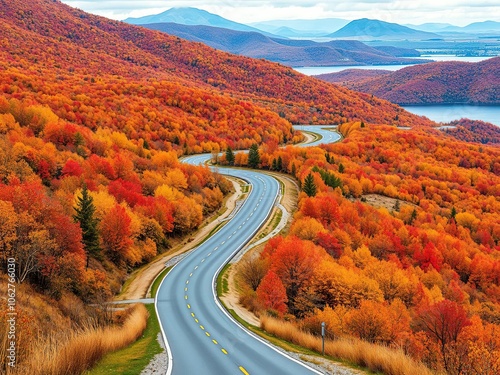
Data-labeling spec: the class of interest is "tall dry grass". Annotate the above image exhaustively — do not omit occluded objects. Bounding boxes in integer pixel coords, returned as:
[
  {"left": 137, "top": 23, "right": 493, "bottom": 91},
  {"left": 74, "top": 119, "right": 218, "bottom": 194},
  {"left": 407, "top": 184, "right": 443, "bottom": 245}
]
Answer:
[
  {"left": 13, "top": 304, "right": 148, "bottom": 375},
  {"left": 261, "top": 315, "right": 434, "bottom": 375}
]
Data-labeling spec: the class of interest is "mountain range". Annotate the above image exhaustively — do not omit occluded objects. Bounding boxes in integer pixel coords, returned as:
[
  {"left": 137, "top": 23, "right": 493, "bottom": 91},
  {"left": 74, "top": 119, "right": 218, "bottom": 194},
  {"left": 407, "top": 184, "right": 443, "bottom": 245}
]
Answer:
[
  {"left": 328, "top": 19, "right": 440, "bottom": 40},
  {"left": 143, "top": 22, "right": 427, "bottom": 67},
  {"left": 125, "top": 7, "right": 278, "bottom": 37},
  {"left": 316, "top": 57, "right": 500, "bottom": 105},
  {"left": 407, "top": 21, "right": 500, "bottom": 34}
]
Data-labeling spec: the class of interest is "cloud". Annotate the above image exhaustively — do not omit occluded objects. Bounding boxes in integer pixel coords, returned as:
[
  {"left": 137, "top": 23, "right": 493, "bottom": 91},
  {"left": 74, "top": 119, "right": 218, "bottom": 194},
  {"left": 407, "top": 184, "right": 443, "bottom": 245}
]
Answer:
[{"left": 60, "top": 1, "right": 499, "bottom": 25}]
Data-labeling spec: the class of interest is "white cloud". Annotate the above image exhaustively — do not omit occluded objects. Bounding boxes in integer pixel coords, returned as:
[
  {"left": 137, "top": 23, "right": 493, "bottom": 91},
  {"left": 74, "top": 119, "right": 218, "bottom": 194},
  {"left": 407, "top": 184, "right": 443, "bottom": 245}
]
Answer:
[{"left": 60, "top": 1, "right": 499, "bottom": 26}]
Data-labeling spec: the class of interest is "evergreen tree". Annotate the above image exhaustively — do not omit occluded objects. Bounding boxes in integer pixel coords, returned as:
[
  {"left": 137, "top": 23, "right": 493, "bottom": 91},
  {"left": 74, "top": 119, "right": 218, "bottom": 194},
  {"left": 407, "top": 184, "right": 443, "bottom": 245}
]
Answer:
[
  {"left": 303, "top": 173, "right": 317, "bottom": 197},
  {"left": 409, "top": 208, "right": 418, "bottom": 225},
  {"left": 248, "top": 144, "right": 260, "bottom": 169},
  {"left": 277, "top": 156, "right": 283, "bottom": 172},
  {"left": 73, "top": 185, "right": 101, "bottom": 268},
  {"left": 393, "top": 199, "right": 401, "bottom": 212},
  {"left": 450, "top": 206, "right": 457, "bottom": 220},
  {"left": 291, "top": 163, "right": 296, "bottom": 177},
  {"left": 338, "top": 163, "right": 345, "bottom": 173},
  {"left": 271, "top": 158, "right": 277, "bottom": 171},
  {"left": 225, "top": 146, "right": 235, "bottom": 166}
]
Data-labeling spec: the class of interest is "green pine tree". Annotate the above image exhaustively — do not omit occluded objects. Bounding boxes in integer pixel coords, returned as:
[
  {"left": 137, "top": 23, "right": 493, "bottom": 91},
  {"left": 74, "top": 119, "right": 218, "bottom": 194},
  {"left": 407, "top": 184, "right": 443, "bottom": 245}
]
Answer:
[
  {"left": 73, "top": 185, "right": 101, "bottom": 268},
  {"left": 271, "top": 158, "right": 277, "bottom": 171},
  {"left": 303, "top": 172, "right": 317, "bottom": 197},
  {"left": 225, "top": 146, "right": 235, "bottom": 166},
  {"left": 248, "top": 144, "right": 260, "bottom": 169},
  {"left": 277, "top": 156, "right": 283, "bottom": 172}
]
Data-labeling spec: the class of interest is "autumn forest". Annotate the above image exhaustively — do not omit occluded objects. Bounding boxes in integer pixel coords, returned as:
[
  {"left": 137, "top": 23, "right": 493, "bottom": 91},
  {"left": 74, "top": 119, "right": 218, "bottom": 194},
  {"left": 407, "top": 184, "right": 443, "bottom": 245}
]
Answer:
[{"left": 0, "top": 0, "right": 499, "bottom": 374}]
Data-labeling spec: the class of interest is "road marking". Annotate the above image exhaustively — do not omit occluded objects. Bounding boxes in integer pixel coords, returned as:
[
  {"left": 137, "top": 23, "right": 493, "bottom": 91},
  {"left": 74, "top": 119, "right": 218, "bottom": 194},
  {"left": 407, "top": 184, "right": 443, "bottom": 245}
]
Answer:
[
  {"left": 191, "top": 313, "right": 195, "bottom": 317},
  {"left": 238, "top": 225, "right": 242, "bottom": 229},
  {"left": 186, "top": 280, "right": 189, "bottom": 284},
  {"left": 214, "top": 247, "right": 219, "bottom": 251},
  {"left": 194, "top": 266, "right": 199, "bottom": 270},
  {"left": 239, "top": 366, "right": 250, "bottom": 375},
  {"left": 187, "top": 304, "right": 191, "bottom": 309},
  {"left": 228, "top": 235, "right": 232, "bottom": 239},
  {"left": 184, "top": 295, "right": 188, "bottom": 300},
  {"left": 195, "top": 319, "right": 199, "bottom": 323},
  {"left": 221, "top": 348, "right": 228, "bottom": 355},
  {"left": 189, "top": 273, "right": 193, "bottom": 277},
  {"left": 212, "top": 339, "right": 218, "bottom": 345},
  {"left": 201, "top": 258, "right": 205, "bottom": 263},
  {"left": 221, "top": 241, "right": 225, "bottom": 245},
  {"left": 185, "top": 287, "right": 188, "bottom": 292},
  {"left": 200, "top": 325, "right": 205, "bottom": 330},
  {"left": 205, "top": 332, "right": 211, "bottom": 337},
  {"left": 208, "top": 252, "right": 212, "bottom": 256}
]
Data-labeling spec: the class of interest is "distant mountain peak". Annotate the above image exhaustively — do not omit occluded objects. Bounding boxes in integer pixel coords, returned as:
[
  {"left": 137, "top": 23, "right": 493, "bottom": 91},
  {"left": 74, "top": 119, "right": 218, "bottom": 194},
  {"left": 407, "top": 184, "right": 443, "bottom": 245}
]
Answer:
[
  {"left": 329, "top": 18, "right": 440, "bottom": 40},
  {"left": 124, "top": 7, "right": 277, "bottom": 37}
]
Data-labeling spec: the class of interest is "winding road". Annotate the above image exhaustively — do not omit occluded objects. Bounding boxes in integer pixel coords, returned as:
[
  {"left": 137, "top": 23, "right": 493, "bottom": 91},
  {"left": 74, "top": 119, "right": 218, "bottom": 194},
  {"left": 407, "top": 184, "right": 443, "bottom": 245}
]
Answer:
[{"left": 155, "top": 126, "right": 340, "bottom": 375}]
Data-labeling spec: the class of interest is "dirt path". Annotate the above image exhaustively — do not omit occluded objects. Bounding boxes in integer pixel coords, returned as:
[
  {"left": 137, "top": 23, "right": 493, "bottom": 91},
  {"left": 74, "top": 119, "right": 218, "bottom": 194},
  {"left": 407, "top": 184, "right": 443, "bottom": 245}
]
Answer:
[{"left": 116, "top": 177, "right": 243, "bottom": 301}]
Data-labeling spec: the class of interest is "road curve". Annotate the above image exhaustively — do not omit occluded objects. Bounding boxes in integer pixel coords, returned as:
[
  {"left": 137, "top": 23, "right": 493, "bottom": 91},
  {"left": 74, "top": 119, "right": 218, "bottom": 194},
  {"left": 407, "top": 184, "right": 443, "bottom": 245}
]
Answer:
[{"left": 156, "top": 126, "right": 339, "bottom": 375}]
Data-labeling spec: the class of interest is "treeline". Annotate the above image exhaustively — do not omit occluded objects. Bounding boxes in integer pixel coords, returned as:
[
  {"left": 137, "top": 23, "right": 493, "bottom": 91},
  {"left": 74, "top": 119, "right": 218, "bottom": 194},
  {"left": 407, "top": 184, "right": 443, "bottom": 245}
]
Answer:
[{"left": 234, "top": 123, "right": 500, "bottom": 374}]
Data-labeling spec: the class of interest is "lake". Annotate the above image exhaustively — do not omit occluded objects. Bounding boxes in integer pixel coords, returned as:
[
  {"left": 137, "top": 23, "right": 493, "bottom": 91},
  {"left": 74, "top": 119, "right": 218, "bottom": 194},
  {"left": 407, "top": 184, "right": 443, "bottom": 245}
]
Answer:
[
  {"left": 294, "top": 56, "right": 499, "bottom": 126},
  {"left": 402, "top": 105, "right": 500, "bottom": 126},
  {"left": 294, "top": 55, "right": 496, "bottom": 76}
]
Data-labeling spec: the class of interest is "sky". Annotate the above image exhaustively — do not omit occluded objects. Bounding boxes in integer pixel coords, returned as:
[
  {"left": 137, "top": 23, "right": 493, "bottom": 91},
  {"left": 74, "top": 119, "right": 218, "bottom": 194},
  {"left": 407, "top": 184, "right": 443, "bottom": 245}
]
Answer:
[{"left": 60, "top": 1, "right": 499, "bottom": 26}]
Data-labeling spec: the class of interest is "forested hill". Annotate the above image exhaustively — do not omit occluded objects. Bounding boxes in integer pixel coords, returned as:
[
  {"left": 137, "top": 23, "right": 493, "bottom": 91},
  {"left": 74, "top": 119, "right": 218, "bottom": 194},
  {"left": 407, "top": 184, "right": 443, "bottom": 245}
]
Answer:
[
  {"left": 0, "top": 0, "right": 434, "bottom": 128},
  {"left": 317, "top": 58, "right": 500, "bottom": 105}
]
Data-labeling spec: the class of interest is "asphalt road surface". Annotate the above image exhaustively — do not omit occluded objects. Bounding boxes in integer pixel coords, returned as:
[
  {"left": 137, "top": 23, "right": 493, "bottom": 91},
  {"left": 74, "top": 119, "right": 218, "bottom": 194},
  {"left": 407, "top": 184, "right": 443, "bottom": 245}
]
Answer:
[{"left": 156, "top": 126, "right": 339, "bottom": 375}]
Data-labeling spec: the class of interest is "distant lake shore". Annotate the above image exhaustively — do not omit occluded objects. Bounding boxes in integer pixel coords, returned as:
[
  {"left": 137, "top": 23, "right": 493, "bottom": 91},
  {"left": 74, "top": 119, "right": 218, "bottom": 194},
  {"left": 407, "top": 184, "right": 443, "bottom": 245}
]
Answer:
[
  {"left": 402, "top": 104, "right": 500, "bottom": 126},
  {"left": 295, "top": 55, "right": 496, "bottom": 76}
]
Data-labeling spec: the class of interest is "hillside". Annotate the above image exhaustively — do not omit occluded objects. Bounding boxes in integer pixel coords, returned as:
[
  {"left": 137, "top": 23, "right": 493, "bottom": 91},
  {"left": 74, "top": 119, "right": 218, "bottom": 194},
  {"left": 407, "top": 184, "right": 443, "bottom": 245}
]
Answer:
[
  {"left": 316, "top": 69, "right": 392, "bottom": 85},
  {"left": 329, "top": 18, "right": 440, "bottom": 40},
  {"left": 316, "top": 58, "right": 500, "bottom": 104},
  {"left": 0, "top": 0, "right": 436, "bottom": 129},
  {"left": 143, "top": 22, "right": 427, "bottom": 67}
]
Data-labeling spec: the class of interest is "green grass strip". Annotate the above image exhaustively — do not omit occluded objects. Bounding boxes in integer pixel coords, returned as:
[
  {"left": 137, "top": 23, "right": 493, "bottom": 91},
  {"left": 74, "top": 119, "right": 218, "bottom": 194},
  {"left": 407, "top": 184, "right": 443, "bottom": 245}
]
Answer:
[
  {"left": 150, "top": 266, "right": 172, "bottom": 298},
  {"left": 86, "top": 304, "right": 163, "bottom": 375}
]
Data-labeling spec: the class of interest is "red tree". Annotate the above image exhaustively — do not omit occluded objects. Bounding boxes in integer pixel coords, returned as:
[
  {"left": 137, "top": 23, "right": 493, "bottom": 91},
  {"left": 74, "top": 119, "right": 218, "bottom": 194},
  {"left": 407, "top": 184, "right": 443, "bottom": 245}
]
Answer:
[{"left": 256, "top": 271, "right": 288, "bottom": 315}]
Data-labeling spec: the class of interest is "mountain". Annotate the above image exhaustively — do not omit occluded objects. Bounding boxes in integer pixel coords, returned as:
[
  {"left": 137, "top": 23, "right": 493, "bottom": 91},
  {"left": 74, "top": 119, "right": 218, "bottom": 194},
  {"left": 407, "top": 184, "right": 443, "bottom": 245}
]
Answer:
[
  {"left": 407, "top": 21, "right": 500, "bottom": 36},
  {"left": 250, "top": 18, "right": 350, "bottom": 37},
  {"left": 443, "top": 20, "right": 500, "bottom": 34},
  {"left": 405, "top": 23, "right": 455, "bottom": 32},
  {"left": 316, "top": 57, "right": 500, "bottom": 105},
  {"left": 143, "top": 22, "right": 428, "bottom": 67},
  {"left": 124, "top": 7, "right": 276, "bottom": 36},
  {"left": 329, "top": 18, "right": 441, "bottom": 40}
]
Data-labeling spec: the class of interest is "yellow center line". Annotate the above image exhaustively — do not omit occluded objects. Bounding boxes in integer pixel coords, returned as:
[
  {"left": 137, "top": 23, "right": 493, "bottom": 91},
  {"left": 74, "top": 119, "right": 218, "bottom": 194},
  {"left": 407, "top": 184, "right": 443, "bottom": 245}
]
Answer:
[
  {"left": 190, "top": 272, "right": 193, "bottom": 277},
  {"left": 212, "top": 339, "right": 218, "bottom": 345},
  {"left": 184, "top": 295, "right": 188, "bottom": 300},
  {"left": 194, "top": 266, "right": 199, "bottom": 270},
  {"left": 191, "top": 313, "right": 195, "bottom": 317},
  {"left": 239, "top": 366, "right": 250, "bottom": 375},
  {"left": 195, "top": 319, "right": 199, "bottom": 323},
  {"left": 221, "top": 348, "right": 228, "bottom": 355},
  {"left": 185, "top": 287, "right": 188, "bottom": 292},
  {"left": 186, "top": 280, "right": 189, "bottom": 284},
  {"left": 200, "top": 325, "right": 205, "bottom": 330},
  {"left": 187, "top": 304, "right": 191, "bottom": 309},
  {"left": 205, "top": 332, "right": 211, "bottom": 337}
]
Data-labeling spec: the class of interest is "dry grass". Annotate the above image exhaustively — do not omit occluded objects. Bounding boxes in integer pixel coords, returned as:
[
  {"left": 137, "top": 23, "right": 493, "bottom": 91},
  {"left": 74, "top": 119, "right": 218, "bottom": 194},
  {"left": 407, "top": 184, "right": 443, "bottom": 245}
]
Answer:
[
  {"left": 261, "top": 315, "right": 434, "bottom": 375},
  {"left": 12, "top": 304, "right": 148, "bottom": 375}
]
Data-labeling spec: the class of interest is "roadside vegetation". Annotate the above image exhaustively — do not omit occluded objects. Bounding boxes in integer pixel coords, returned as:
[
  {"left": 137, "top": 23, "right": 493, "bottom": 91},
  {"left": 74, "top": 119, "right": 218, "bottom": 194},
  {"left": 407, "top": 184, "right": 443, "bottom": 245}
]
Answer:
[{"left": 9, "top": 304, "right": 148, "bottom": 375}]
